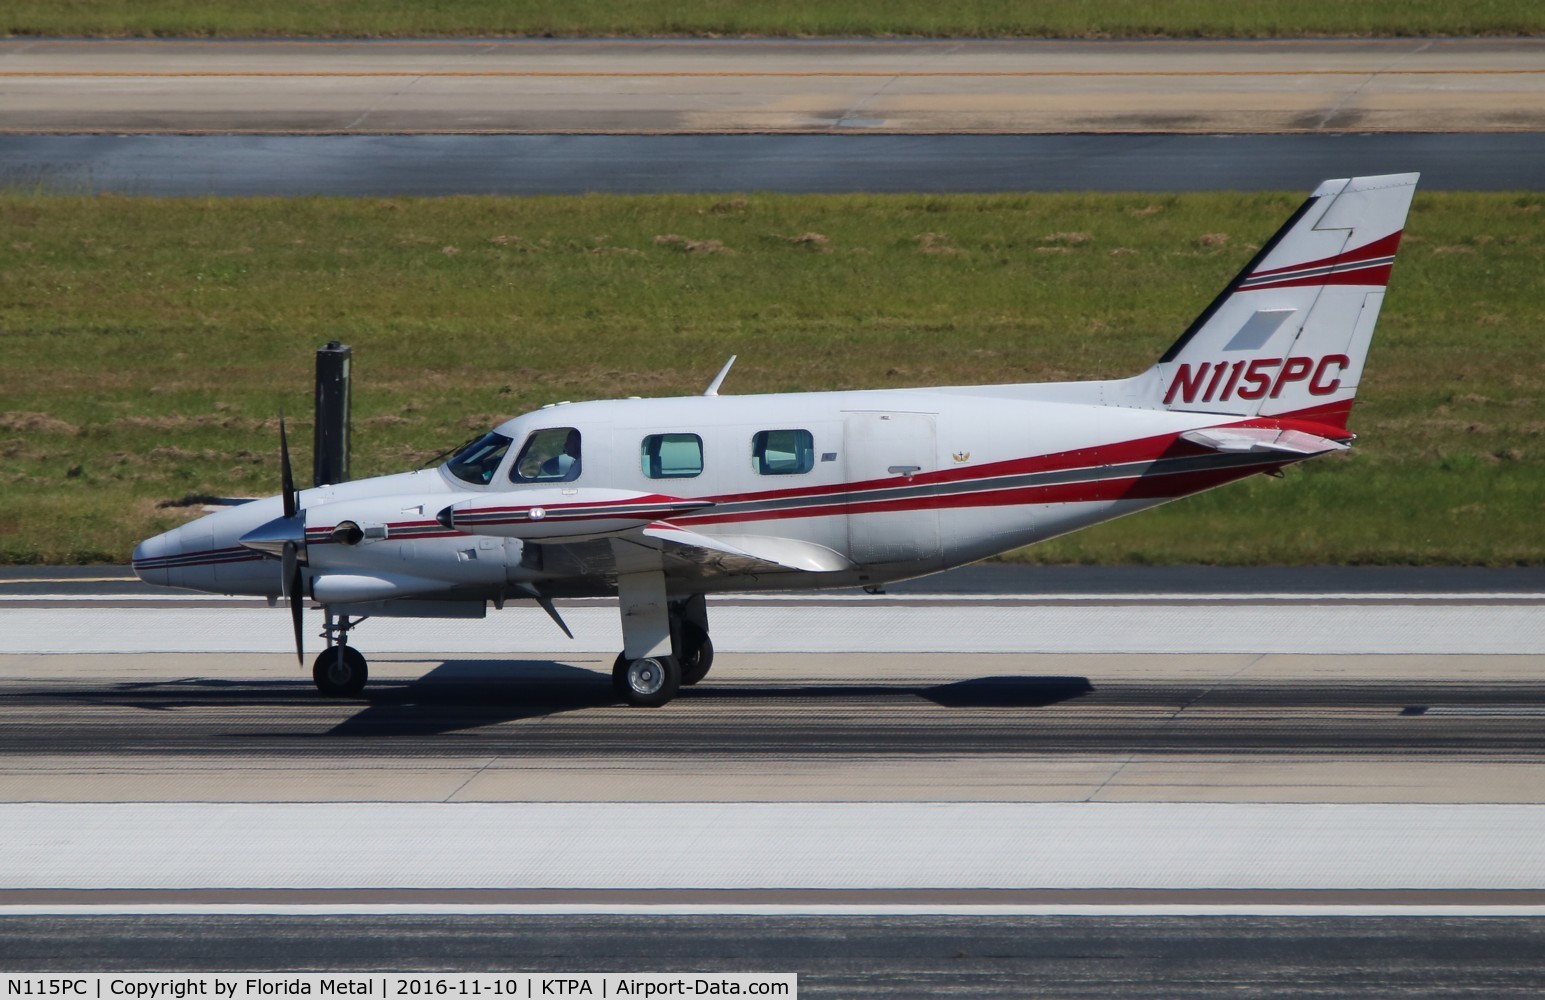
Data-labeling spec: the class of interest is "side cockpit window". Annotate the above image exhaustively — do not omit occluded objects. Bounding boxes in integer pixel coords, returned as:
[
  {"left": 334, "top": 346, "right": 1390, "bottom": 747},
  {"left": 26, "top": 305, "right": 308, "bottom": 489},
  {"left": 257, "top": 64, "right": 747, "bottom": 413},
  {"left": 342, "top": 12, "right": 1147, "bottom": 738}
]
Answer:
[
  {"left": 445, "top": 431, "right": 512, "bottom": 485},
  {"left": 642, "top": 433, "right": 704, "bottom": 479},
  {"left": 512, "top": 427, "right": 581, "bottom": 483},
  {"left": 753, "top": 429, "right": 814, "bottom": 475}
]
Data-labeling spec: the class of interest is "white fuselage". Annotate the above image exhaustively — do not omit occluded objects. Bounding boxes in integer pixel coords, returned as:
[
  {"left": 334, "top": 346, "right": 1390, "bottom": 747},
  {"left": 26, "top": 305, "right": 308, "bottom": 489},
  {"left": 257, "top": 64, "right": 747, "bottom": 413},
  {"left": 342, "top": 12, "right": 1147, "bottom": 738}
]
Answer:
[{"left": 132, "top": 380, "right": 1303, "bottom": 601}]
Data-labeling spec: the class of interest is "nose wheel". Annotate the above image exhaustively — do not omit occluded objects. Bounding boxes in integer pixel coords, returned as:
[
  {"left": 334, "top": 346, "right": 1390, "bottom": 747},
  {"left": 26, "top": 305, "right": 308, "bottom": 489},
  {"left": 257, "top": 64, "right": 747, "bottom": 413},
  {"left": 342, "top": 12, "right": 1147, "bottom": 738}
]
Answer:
[{"left": 313, "top": 646, "right": 368, "bottom": 697}]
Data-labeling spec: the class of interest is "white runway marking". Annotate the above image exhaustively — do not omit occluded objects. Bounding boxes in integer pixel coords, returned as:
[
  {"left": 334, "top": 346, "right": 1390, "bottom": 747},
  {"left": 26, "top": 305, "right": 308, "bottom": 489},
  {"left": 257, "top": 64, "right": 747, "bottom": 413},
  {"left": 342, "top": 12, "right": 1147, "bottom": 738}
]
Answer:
[
  {"left": 5, "top": 802, "right": 1544, "bottom": 891},
  {"left": 5, "top": 903, "right": 1545, "bottom": 918},
  {"left": 1420, "top": 707, "right": 1545, "bottom": 717},
  {"left": 6, "top": 592, "right": 1545, "bottom": 603},
  {"left": 5, "top": 602, "right": 1543, "bottom": 653}
]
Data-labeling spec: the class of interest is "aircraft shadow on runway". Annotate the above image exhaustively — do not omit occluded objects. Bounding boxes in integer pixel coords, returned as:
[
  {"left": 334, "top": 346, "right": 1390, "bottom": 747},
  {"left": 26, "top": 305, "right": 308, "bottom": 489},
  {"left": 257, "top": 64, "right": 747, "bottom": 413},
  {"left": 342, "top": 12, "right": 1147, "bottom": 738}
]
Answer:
[
  {"left": 317, "top": 662, "right": 1096, "bottom": 738},
  {"left": 61, "top": 664, "right": 1093, "bottom": 740}
]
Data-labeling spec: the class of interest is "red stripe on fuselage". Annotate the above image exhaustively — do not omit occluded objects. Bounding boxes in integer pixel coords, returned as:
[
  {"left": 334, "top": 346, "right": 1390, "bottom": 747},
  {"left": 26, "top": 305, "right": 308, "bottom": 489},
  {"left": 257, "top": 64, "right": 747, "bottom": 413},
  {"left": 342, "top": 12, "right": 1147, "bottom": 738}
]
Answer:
[
  {"left": 699, "top": 425, "right": 1201, "bottom": 514},
  {"left": 677, "top": 403, "right": 1343, "bottom": 527},
  {"left": 681, "top": 456, "right": 1287, "bottom": 527},
  {"left": 219, "top": 404, "right": 1346, "bottom": 546}
]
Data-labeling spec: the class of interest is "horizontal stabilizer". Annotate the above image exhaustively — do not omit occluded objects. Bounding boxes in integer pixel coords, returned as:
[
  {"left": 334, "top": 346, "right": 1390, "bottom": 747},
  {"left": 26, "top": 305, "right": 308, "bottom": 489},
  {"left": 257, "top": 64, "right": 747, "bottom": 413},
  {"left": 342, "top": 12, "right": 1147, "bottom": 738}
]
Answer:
[{"left": 1181, "top": 426, "right": 1350, "bottom": 456}]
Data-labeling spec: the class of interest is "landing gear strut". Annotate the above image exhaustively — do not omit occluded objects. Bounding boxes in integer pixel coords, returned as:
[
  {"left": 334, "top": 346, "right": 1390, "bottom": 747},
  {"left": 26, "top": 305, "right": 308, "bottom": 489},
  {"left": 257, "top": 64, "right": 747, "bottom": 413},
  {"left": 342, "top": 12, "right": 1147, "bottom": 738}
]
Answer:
[
  {"left": 611, "top": 591, "right": 712, "bottom": 706},
  {"left": 313, "top": 610, "right": 369, "bottom": 697}
]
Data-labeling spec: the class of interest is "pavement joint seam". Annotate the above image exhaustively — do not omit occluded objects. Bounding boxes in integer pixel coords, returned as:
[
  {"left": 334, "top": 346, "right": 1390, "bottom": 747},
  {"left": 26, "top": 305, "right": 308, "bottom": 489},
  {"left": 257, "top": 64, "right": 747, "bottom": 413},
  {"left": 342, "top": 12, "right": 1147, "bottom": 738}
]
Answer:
[{"left": 7, "top": 69, "right": 1545, "bottom": 78}]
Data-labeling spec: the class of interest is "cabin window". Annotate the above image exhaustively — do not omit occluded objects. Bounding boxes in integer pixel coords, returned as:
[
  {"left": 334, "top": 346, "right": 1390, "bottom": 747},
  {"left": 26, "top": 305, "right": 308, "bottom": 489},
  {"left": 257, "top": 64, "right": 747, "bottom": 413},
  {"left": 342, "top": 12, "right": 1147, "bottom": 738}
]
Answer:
[
  {"left": 642, "top": 433, "right": 704, "bottom": 479},
  {"left": 511, "top": 427, "right": 581, "bottom": 483},
  {"left": 753, "top": 429, "right": 814, "bottom": 476},
  {"left": 445, "top": 431, "right": 512, "bottom": 485}
]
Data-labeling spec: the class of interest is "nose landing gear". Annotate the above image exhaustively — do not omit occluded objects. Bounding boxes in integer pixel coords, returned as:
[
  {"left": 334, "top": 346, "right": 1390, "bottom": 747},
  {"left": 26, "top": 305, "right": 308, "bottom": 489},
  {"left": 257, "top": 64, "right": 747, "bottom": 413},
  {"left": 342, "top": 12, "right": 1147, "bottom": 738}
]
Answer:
[
  {"left": 312, "top": 610, "right": 369, "bottom": 697},
  {"left": 313, "top": 645, "right": 368, "bottom": 697}
]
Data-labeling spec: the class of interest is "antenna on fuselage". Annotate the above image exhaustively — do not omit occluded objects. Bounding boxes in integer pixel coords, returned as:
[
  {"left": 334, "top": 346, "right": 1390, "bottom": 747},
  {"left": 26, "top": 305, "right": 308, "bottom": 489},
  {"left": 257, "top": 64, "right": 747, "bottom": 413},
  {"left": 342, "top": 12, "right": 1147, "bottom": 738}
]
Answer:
[{"left": 703, "top": 355, "right": 737, "bottom": 397}]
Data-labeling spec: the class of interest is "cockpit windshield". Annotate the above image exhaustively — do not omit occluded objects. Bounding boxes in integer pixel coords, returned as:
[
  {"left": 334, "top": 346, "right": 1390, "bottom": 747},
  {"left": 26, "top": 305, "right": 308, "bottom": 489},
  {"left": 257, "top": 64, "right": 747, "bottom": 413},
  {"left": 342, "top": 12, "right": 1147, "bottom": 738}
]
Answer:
[{"left": 444, "top": 431, "right": 513, "bottom": 485}]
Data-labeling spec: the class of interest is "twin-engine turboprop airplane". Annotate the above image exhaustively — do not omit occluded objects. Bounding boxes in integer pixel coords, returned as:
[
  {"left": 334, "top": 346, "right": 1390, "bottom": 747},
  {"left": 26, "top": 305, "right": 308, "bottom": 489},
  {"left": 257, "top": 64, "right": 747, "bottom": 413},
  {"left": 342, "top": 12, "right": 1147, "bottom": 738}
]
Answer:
[{"left": 133, "top": 173, "right": 1418, "bottom": 706}]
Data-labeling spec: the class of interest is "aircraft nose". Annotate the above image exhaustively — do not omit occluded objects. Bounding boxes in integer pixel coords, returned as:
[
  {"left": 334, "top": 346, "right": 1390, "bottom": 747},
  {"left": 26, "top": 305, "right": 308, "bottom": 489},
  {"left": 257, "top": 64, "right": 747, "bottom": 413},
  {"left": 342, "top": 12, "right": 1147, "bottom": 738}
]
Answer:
[
  {"left": 132, "top": 505, "right": 279, "bottom": 596},
  {"left": 131, "top": 529, "right": 176, "bottom": 587}
]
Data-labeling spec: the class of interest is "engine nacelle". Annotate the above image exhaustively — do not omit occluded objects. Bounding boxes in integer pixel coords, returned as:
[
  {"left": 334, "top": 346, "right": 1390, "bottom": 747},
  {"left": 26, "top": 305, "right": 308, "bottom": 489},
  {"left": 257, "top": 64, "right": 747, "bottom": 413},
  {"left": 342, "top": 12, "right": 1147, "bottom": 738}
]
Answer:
[
  {"left": 312, "top": 572, "right": 450, "bottom": 604},
  {"left": 300, "top": 490, "right": 510, "bottom": 594}
]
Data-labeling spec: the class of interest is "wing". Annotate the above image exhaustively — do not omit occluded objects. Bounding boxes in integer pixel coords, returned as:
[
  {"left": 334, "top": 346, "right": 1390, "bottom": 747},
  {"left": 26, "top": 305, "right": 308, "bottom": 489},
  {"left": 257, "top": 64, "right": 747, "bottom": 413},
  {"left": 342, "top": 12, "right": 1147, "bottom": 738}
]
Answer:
[
  {"left": 643, "top": 523, "right": 854, "bottom": 574},
  {"left": 522, "top": 522, "right": 853, "bottom": 594}
]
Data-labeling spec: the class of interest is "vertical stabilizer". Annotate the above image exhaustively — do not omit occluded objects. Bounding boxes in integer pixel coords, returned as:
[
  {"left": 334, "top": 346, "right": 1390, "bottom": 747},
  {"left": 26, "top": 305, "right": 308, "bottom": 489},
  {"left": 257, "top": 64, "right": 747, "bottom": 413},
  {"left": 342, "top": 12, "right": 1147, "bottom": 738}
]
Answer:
[{"left": 1150, "top": 172, "right": 1418, "bottom": 427}]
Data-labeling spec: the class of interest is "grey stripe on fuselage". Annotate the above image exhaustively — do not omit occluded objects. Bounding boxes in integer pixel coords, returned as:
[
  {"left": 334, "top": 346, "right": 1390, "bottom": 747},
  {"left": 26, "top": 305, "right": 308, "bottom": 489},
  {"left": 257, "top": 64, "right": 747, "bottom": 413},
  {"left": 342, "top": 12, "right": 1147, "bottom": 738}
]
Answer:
[{"left": 702, "top": 449, "right": 1277, "bottom": 519}]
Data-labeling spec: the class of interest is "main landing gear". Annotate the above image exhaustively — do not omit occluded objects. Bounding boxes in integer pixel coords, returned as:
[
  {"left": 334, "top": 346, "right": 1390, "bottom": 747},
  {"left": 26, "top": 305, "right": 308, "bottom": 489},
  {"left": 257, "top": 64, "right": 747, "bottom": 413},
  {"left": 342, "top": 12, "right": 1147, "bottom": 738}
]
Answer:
[
  {"left": 611, "top": 591, "right": 713, "bottom": 708},
  {"left": 612, "top": 652, "right": 679, "bottom": 707},
  {"left": 301, "top": 579, "right": 712, "bottom": 706},
  {"left": 678, "top": 620, "right": 714, "bottom": 686},
  {"left": 312, "top": 610, "right": 369, "bottom": 697}
]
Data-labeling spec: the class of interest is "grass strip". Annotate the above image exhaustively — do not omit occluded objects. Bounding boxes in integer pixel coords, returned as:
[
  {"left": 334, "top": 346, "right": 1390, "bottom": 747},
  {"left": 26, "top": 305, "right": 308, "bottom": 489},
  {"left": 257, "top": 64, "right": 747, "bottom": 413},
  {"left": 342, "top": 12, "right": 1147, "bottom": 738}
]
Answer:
[
  {"left": 4, "top": 0, "right": 1543, "bottom": 39},
  {"left": 0, "top": 190, "right": 1539, "bottom": 566}
]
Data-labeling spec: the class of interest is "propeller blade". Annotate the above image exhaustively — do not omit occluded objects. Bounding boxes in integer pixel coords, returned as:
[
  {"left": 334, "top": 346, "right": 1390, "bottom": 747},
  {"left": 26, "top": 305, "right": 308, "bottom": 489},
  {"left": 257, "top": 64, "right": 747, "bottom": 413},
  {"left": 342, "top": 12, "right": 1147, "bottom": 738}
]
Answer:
[
  {"left": 282, "top": 540, "right": 304, "bottom": 665},
  {"left": 279, "top": 410, "right": 297, "bottom": 520}
]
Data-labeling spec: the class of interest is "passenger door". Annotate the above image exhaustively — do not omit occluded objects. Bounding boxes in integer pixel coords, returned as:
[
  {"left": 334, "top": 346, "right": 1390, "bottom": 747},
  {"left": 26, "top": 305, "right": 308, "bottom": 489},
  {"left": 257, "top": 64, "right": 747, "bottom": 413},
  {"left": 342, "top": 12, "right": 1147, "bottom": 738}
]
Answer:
[{"left": 843, "top": 411, "right": 940, "bottom": 566}]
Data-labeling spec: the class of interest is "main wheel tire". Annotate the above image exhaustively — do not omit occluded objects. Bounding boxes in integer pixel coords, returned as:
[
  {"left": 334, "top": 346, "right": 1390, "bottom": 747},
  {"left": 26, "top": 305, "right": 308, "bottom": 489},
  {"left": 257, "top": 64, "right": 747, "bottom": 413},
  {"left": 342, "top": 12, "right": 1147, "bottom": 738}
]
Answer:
[
  {"left": 612, "top": 653, "right": 681, "bottom": 707},
  {"left": 313, "top": 646, "right": 368, "bottom": 697},
  {"left": 679, "top": 627, "right": 714, "bottom": 686}
]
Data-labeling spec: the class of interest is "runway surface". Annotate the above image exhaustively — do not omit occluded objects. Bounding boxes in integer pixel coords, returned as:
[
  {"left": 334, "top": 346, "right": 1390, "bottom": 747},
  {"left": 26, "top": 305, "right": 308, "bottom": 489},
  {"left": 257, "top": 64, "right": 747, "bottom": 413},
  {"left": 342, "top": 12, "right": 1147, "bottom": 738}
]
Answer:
[
  {"left": 6, "top": 563, "right": 1545, "bottom": 596},
  {"left": 6, "top": 650, "right": 1545, "bottom": 767},
  {"left": 11, "top": 800, "right": 1545, "bottom": 894},
  {"left": 5, "top": 132, "right": 1543, "bottom": 195},
  {"left": 3, "top": 38, "right": 1543, "bottom": 134},
  {"left": 3, "top": 577, "right": 1543, "bottom": 987},
  {"left": 3, "top": 574, "right": 1543, "bottom": 808},
  {"left": 4, "top": 647, "right": 1545, "bottom": 803}
]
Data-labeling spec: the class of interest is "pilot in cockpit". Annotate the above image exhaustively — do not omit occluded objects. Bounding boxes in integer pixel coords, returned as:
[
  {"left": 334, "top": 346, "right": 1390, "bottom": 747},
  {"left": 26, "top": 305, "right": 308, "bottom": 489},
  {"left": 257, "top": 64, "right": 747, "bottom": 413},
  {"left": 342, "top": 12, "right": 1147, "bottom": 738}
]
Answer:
[{"left": 537, "top": 428, "right": 582, "bottom": 482}]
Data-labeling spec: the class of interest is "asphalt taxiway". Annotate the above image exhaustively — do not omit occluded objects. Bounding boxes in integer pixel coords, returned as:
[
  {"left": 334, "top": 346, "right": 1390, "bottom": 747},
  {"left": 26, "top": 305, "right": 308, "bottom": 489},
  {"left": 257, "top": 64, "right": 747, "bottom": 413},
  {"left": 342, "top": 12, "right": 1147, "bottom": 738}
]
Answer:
[
  {"left": 4, "top": 37, "right": 1543, "bottom": 196},
  {"left": 5, "top": 132, "right": 1542, "bottom": 196},
  {"left": 3, "top": 37, "right": 1542, "bottom": 134},
  {"left": 3, "top": 914, "right": 1545, "bottom": 997}
]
